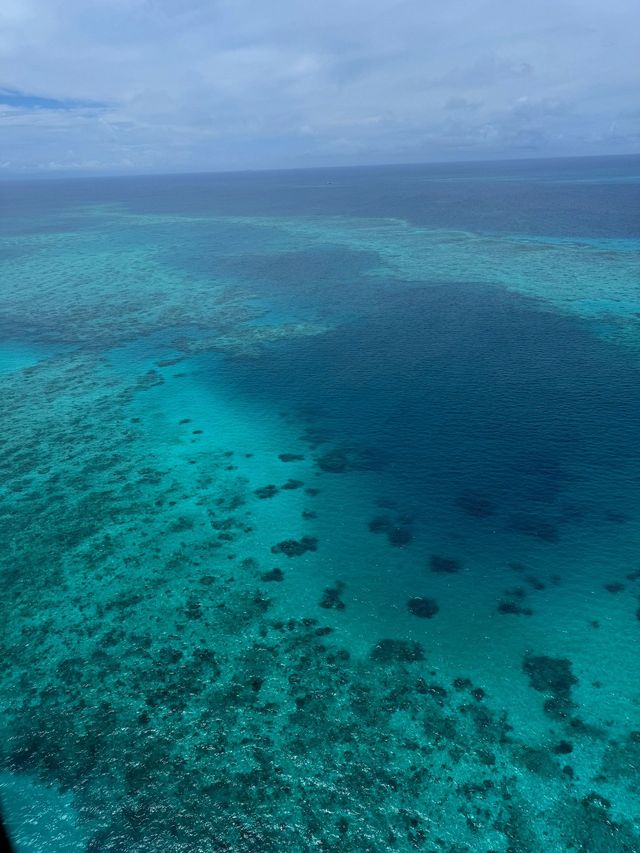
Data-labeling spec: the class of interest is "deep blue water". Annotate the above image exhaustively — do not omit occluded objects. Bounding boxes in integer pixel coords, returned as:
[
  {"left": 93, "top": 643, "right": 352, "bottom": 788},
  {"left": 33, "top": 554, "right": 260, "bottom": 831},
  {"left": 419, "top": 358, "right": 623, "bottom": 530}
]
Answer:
[
  {"left": 4, "top": 154, "right": 640, "bottom": 237},
  {"left": 219, "top": 279, "right": 640, "bottom": 541}
]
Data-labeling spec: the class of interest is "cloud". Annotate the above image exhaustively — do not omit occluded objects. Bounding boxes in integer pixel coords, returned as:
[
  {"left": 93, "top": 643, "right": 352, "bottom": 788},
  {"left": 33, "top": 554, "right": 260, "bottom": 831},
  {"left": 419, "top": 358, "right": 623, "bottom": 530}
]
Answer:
[{"left": 0, "top": 0, "right": 638, "bottom": 174}]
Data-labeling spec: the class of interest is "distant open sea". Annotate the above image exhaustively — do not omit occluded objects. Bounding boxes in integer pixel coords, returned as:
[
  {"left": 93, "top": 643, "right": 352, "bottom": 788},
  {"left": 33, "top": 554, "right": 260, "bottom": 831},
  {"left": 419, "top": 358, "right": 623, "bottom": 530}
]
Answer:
[{"left": 1, "top": 156, "right": 640, "bottom": 852}]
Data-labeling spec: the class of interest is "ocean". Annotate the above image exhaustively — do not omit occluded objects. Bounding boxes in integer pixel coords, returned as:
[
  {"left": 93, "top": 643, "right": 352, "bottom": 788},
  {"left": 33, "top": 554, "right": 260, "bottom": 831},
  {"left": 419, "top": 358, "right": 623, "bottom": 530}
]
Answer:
[{"left": 1, "top": 155, "right": 639, "bottom": 851}]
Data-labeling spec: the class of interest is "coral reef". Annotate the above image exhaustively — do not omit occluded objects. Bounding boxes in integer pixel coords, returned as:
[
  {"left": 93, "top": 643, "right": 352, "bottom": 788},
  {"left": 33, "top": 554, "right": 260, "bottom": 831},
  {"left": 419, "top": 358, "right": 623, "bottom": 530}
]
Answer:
[
  {"left": 320, "top": 581, "right": 346, "bottom": 610},
  {"left": 2, "top": 180, "right": 640, "bottom": 853},
  {"left": 370, "top": 639, "right": 425, "bottom": 663},
  {"left": 255, "top": 484, "right": 279, "bottom": 499},
  {"left": 270, "top": 536, "right": 318, "bottom": 557},
  {"left": 407, "top": 597, "right": 440, "bottom": 618},
  {"left": 522, "top": 654, "right": 578, "bottom": 719},
  {"left": 430, "top": 555, "right": 462, "bottom": 574}
]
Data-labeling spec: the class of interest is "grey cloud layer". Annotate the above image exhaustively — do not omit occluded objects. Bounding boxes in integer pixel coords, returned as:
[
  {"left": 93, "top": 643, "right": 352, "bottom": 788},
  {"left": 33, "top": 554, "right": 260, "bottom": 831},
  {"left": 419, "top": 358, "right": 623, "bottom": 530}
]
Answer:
[{"left": 1, "top": 0, "right": 638, "bottom": 173}]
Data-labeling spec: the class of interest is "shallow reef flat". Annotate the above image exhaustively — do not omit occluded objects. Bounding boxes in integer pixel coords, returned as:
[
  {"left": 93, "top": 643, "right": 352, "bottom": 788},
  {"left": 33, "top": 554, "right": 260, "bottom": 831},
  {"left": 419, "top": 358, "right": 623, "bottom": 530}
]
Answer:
[{"left": 1, "top": 163, "right": 640, "bottom": 851}]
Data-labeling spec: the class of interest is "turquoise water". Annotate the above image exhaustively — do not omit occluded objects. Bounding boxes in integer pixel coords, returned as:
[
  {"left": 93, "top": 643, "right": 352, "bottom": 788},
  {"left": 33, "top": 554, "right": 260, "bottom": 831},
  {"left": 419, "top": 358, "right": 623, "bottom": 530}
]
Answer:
[
  {"left": 0, "top": 342, "right": 65, "bottom": 374},
  {"left": 1, "top": 156, "right": 640, "bottom": 851}
]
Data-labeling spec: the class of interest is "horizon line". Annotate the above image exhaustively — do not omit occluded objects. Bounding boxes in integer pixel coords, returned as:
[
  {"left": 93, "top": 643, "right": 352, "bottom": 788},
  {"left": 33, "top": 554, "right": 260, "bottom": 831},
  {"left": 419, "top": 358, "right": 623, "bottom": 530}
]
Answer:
[{"left": 1, "top": 150, "right": 639, "bottom": 184}]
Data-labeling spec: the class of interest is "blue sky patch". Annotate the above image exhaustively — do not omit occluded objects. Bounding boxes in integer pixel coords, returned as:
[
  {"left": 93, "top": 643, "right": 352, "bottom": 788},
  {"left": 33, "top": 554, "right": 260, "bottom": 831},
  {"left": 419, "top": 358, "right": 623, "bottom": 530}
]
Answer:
[{"left": 0, "top": 88, "right": 105, "bottom": 111}]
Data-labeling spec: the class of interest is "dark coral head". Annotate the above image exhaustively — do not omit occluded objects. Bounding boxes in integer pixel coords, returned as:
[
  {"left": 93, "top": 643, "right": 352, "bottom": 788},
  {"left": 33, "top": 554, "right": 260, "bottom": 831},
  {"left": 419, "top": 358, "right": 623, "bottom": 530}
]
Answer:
[
  {"left": 370, "top": 639, "right": 425, "bottom": 663},
  {"left": 407, "top": 597, "right": 439, "bottom": 618},
  {"left": 388, "top": 526, "right": 413, "bottom": 547},
  {"left": 429, "top": 555, "right": 461, "bottom": 574}
]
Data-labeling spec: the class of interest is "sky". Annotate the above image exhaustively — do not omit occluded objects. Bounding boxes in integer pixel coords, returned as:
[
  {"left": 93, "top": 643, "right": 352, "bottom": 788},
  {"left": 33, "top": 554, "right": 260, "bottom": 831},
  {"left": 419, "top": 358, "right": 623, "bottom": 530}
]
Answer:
[{"left": 0, "top": 0, "right": 639, "bottom": 176}]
